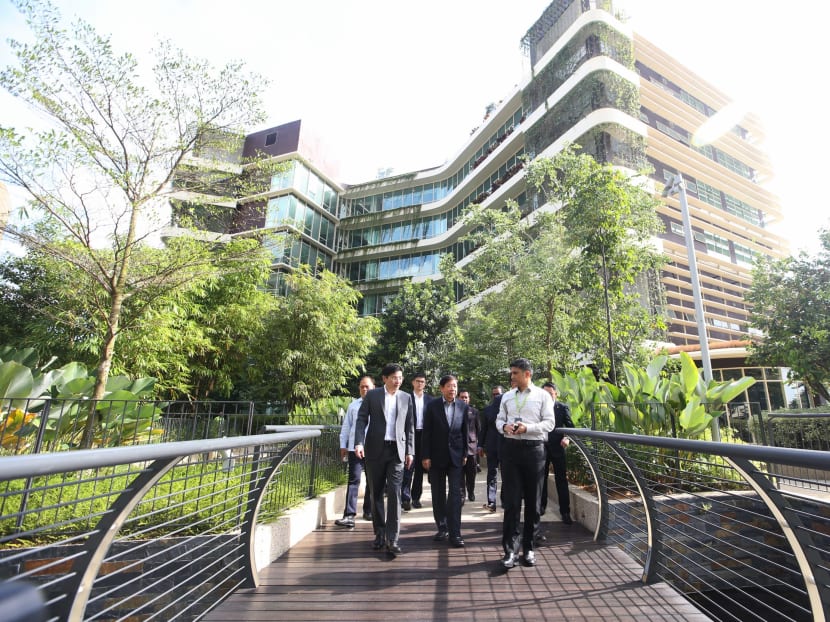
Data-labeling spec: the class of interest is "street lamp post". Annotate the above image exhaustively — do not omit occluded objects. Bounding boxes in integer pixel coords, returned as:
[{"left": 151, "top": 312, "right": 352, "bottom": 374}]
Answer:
[{"left": 663, "top": 173, "right": 719, "bottom": 440}]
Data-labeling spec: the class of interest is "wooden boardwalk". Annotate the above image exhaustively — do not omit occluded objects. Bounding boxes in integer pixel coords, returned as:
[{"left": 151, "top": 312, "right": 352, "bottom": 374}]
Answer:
[{"left": 205, "top": 482, "right": 710, "bottom": 621}]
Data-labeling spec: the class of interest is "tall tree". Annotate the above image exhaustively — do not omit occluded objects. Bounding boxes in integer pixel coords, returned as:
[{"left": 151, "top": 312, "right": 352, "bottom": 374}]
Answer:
[
  {"left": 251, "top": 267, "right": 380, "bottom": 410},
  {"left": 747, "top": 228, "right": 830, "bottom": 403},
  {"left": 367, "top": 279, "right": 460, "bottom": 386},
  {"left": 0, "top": 1, "right": 277, "bottom": 445},
  {"left": 524, "top": 145, "right": 665, "bottom": 381},
  {"left": 445, "top": 145, "right": 664, "bottom": 382}
]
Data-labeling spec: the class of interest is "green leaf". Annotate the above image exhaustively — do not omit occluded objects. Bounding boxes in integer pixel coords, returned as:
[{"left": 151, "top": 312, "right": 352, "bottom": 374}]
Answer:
[{"left": 0, "top": 361, "right": 35, "bottom": 402}]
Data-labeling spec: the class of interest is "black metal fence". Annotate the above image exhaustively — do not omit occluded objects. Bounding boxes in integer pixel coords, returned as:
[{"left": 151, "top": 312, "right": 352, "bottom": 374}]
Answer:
[
  {"left": 0, "top": 397, "right": 305, "bottom": 455},
  {"left": 0, "top": 427, "right": 344, "bottom": 621},
  {"left": 567, "top": 429, "right": 830, "bottom": 622}
]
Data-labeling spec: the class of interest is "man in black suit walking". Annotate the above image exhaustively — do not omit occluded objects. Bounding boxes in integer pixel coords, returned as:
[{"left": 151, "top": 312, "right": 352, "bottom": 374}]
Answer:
[
  {"left": 401, "top": 372, "right": 433, "bottom": 510},
  {"left": 421, "top": 374, "right": 468, "bottom": 548},
  {"left": 477, "top": 385, "right": 504, "bottom": 512},
  {"left": 541, "top": 382, "right": 575, "bottom": 524},
  {"left": 355, "top": 363, "right": 415, "bottom": 556},
  {"left": 458, "top": 388, "right": 480, "bottom": 504}
]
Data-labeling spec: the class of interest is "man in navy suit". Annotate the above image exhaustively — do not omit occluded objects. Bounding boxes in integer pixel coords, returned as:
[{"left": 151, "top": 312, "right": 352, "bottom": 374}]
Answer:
[
  {"left": 421, "top": 374, "right": 468, "bottom": 548},
  {"left": 478, "top": 385, "right": 504, "bottom": 512},
  {"left": 355, "top": 363, "right": 415, "bottom": 556},
  {"left": 541, "top": 382, "right": 575, "bottom": 524}
]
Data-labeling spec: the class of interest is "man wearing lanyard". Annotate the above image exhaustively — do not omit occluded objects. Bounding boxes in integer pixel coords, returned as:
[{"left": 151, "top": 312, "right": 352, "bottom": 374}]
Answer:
[{"left": 496, "top": 358, "right": 555, "bottom": 569}]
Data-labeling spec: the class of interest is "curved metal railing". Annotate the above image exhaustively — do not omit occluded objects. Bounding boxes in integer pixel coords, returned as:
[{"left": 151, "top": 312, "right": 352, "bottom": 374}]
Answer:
[
  {"left": 566, "top": 429, "right": 830, "bottom": 622},
  {"left": 0, "top": 427, "right": 331, "bottom": 622}
]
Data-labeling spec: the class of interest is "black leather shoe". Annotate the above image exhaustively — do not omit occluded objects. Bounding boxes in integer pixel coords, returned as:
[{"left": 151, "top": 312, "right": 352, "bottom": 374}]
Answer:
[
  {"left": 523, "top": 550, "right": 536, "bottom": 566},
  {"left": 561, "top": 512, "right": 573, "bottom": 525},
  {"left": 468, "top": 493, "right": 475, "bottom": 502},
  {"left": 402, "top": 500, "right": 412, "bottom": 511},
  {"left": 433, "top": 530, "right": 449, "bottom": 541},
  {"left": 502, "top": 552, "right": 517, "bottom": 569},
  {"left": 534, "top": 534, "right": 547, "bottom": 546},
  {"left": 362, "top": 513, "right": 373, "bottom": 521},
  {"left": 334, "top": 516, "right": 355, "bottom": 528},
  {"left": 483, "top": 503, "right": 496, "bottom": 512},
  {"left": 372, "top": 536, "right": 385, "bottom": 550},
  {"left": 411, "top": 500, "right": 422, "bottom": 509},
  {"left": 387, "top": 542, "right": 402, "bottom": 556},
  {"left": 449, "top": 537, "right": 465, "bottom": 548}
]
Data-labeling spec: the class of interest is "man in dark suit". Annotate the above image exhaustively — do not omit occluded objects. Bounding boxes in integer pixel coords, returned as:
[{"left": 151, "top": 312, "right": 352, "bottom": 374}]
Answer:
[
  {"left": 355, "top": 363, "right": 415, "bottom": 556},
  {"left": 458, "top": 388, "right": 480, "bottom": 504},
  {"left": 477, "top": 385, "right": 504, "bottom": 512},
  {"left": 421, "top": 374, "right": 468, "bottom": 548},
  {"left": 401, "top": 372, "right": 433, "bottom": 510},
  {"left": 541, "top": 382, "right": 575, "bottom": 524}
]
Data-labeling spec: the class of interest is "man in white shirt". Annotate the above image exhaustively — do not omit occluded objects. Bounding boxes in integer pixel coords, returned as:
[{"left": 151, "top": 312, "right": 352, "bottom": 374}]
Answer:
[
  {"left": 334, "top": 375, "right": 375, "bottom": 528},
  {"left": 401, "top": 372, "right": 433, "bottom": 510},
  {"left": 496, "top": 358, "right": 555, "bottom": 569}
]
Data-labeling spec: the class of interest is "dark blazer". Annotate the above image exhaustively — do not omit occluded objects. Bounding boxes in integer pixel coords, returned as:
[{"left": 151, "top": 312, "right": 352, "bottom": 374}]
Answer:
[
  {"left": 479, "top": 394, "right": 503, "bottom": 453},
  {"left": 355, "top": 387, "right": 415, "bottom": 462},
  {"left": 421, "top": 398, "right": 468, "bottom": 469},
  {"left": 547, "top": 401, "right": 574, "bottom": 457},
  {"left": 464, "top": 405, "right": 480, "bottom": 456}
]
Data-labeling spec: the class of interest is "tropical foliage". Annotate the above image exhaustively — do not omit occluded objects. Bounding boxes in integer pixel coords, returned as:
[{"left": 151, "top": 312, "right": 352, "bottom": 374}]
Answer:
[
  {"left": 0, "top": 347, "right": 162, "bottom": 452},
  {"left": 551, "top": 352, "right": 756, "bottom": 438}
]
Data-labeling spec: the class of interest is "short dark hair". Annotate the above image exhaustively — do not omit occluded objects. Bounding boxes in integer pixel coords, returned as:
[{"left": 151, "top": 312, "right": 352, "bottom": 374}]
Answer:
[
  {"left": 381, "top": 363, "right": 403, "bottom": 378},
  {"left": 458, "top": 388, "right": 470, "bottom": 395},
  {"left": 509, "top": 358, "right": 533, "bottom": 372},
  {"left": 411, "top": 372, "right": 427, "bottom": 381},
  {"left": 542, "top": 381, "right": 557, "bottom": 391},
  {"left": 438, "top": 374, "right": 457, "bottom": 387}
]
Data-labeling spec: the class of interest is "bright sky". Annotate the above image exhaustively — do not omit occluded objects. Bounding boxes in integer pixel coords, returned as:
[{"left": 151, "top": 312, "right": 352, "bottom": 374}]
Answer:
[{"left": 1, "top": 0, "right": 827, "bottom": 254}]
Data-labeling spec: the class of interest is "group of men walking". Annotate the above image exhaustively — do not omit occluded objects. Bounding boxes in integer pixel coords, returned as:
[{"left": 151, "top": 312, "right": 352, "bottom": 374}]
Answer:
[{"left": 335, "top": 358, "right": 573, "bottom": 569}]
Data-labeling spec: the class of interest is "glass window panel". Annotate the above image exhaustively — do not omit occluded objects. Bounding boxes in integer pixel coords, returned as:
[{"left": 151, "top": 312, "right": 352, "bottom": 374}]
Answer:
[
  {"left": 265, "top": 198, "right": 279, "bottom": 228},
  {"left": 366, "top": 261, "right": 378, "bottom": 281},
  {"left": 311, "top": 213, "right": 321, "bottom": 240},
  {"left": 307, "top": 172, "right": 322, "bottom": 203},
  {"left": 304, "top": 205, "right": 314, "bottom": 235},
  {"left": 423, "top": 185, "right": 435, "bottom": 204},
  {"left": 323, "top": 186, "right": 336, "bottom": 212},
  {"left": 294, "top": 163, "right": 310, "bottom": 196},
  {"left": 382, "top": 225, "right": 393, "bottom": 244}
]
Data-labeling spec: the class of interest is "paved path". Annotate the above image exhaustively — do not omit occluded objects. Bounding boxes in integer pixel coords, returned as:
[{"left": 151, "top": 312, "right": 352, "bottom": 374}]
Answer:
[{"left": 205, "top": 478, "right": 710, "bottom": 621}]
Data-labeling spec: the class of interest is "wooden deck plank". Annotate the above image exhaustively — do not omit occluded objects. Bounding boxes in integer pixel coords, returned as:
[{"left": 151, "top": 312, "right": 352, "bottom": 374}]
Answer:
[{"left": 205, "top": 480, "right": 710, "bottom": 621}]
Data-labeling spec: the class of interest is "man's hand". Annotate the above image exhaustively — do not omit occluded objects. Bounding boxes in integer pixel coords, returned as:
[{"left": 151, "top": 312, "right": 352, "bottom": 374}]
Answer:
[
  {"left": 405, "top": 454, "right": 414, "bottom": 469},
  {"left": 355, "top": 445, "right": 365, "bottom": 459},
  {"left": 340, "top": 448, "right": 348, "bottom": 460},
  {"left": 422, "top": 458, "right": 431, "bottom": 471}
]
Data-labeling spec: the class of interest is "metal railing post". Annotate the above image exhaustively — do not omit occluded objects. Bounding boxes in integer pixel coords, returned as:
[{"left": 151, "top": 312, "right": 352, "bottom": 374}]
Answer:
[
  {"left": 59, "top": 457, "right": 180, "bottom": 622},
  {"left": 16, "top": 399, "right": 52, "bottom": 532},
  {"left": 307, "top": 436, "right": 319, "bottom": 499},
  {"left": 604, "top": 439, "right": 661, "bottom": 584},
  {"left": 239, "top": 440, "right": 303, "bottom": 588}
]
